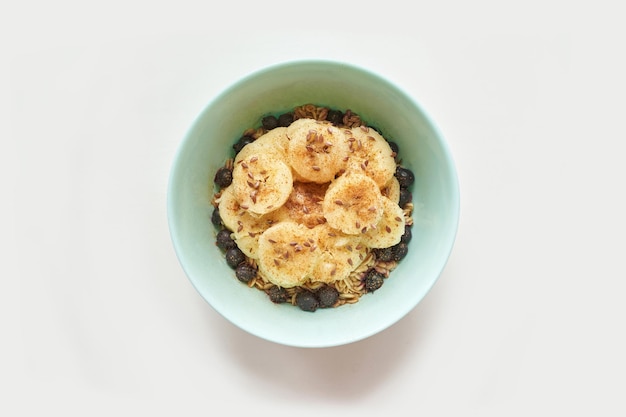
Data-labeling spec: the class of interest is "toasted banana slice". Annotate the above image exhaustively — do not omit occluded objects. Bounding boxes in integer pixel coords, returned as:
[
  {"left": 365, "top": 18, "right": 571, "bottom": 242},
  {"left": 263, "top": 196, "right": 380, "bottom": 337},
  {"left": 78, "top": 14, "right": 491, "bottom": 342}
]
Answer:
[
  {"left": 361, "top": 196, "right": 406, "bottom": 248},
  {"left": 257, "top": 222, "right": 322, "bottom": 288},
  {"left": 322, "top": 172, "right": 383, "bottom": 235},
  {"left": 345, "top": 126, "right": 396, "bottom": 187},
  {"left": 310, "top": 224, "right": 368, "bottom": 283},
  {"left": 234, "top": 127, "right": 289, "bottom": 164},
  {"left": 381, "top": 176, "right": 401, "bottom": 205},
  {"left": 217, "top": 187, "right": 282, "bottom": 258},
  {"left": 232, "top": 153, "right": 293, "bottom": 215},
  {"left": 287, "top": 118, "right": 350, "bottom": 183}
]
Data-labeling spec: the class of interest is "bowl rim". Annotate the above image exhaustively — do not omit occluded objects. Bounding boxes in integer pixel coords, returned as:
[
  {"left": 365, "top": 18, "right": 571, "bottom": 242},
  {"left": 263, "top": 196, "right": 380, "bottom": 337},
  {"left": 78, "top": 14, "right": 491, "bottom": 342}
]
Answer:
[{"left": 167, "top": 59, "right": 460, "bottom": 347}]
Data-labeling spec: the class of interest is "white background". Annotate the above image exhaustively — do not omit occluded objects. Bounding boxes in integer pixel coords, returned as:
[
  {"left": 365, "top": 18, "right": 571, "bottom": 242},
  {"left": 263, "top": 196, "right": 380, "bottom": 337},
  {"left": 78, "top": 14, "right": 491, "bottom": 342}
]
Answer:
[{"left": 3, "top": 0, "right": 626, "bottom": 415}]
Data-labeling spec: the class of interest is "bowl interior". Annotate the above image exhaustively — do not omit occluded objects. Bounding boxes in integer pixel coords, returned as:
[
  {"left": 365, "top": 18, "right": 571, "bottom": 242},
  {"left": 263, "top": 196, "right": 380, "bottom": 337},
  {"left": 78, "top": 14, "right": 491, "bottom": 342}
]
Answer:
[{"left": 168, "top": 60, "right": 459, "bottom": 348}]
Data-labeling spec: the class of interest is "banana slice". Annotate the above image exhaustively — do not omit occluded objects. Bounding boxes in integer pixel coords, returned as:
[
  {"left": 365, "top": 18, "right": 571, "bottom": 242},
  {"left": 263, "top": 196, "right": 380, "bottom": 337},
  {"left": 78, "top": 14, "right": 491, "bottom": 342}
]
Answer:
[
  {"left": 232, "top": 153, "right": 293, "bottom": 215},
  {"left": 272, "top": 181, "right": 328, "bottom": 229},
  {"left": 322, "top": 172, "right": 383, "bottom": 235},
  {"left": 345, "top": 126, "right": 396, "bottom": 187},
  {"left": 217, "top": 186, "right": 281, "bottom": 258},
  {"left": 381, "top": 176, "right": 400, "bottom": 205},
  {"left": 287, "top": 118, "right": 350, "bottom": 183},
  {"left": 310, "top": 224, "right": 368, "bottom": 283},
  {"left": 361, "top": 196, "right": 406, "bottom": 248},
  {"left": 234, "top": 127, "right": 289, "bottom": 164},
  {"left": 256, "top": 222, "right": 322, "bottom": 288}
]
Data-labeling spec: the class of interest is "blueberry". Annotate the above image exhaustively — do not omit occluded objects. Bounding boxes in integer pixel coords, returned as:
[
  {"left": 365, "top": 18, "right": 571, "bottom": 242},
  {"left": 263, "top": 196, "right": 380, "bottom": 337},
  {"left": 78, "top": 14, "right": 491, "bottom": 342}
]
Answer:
[
  {"left": 225, "top": 247, "right": 246, "bottom": 269},
  {"left": 211, "top": 208, "right": 222, "bottom": 227},
  {"left": 216, "top": 229, "right": 236, "bottom": 251},
  {"left": 395, "top": 166, "right": 415, "bottom": 189},
  {"left": 296, "top": 291, "right": 319, "bottom": 312},
  {"left": 277, "top": 112, "right": 294, "bottom": 127},
  {"left": 268, "top": 286, "right": 288, "bottom": 304},
  {"left": 233, "top": 135, "right": 254, "bottom": 155},
  {"left": 326, "top": 109, "right": 344, "bottom": 126},
  {"left": 399, "top": 188, "right": 412, "bottom": 208},
  {"left": 392, "top": 243, "right": 409, "bottom": 261},
  {"left": 235, "top": 263, "right": 257, "bottom": 283},
  {"left": 364, "top": 270, "right": 385, "bottom": 292},
  {"left": 317, "top": 286, "right": 339, "bottom": 308},
  {"left": 261, "top": 115, "right": 278, "bottom": 130},
  {"left": 374, "top": 246, "right": 395, "bottom": 262},
  {"left": 213, "top": 166, "right": 233, "bottom": 188},
  {"left": 400, "top": 225, "right": 412, "bottom": 244},
  {"left": 387, "top": 141, "right": 399, "bottom": 155}
]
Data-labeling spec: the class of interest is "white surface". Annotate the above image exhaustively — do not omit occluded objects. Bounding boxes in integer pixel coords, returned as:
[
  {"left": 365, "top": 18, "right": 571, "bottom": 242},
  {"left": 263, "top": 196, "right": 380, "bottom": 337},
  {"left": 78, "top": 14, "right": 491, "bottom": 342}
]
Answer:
[{"left": 3, "top": 1, "right": 625, "bottom": 415}]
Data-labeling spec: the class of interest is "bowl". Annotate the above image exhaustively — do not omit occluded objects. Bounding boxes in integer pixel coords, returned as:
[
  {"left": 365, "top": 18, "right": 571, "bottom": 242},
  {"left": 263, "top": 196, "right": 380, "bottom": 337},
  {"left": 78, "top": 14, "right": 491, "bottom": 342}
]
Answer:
[{"left": 167, "top": 60, "right": 459, "bottom": 348}]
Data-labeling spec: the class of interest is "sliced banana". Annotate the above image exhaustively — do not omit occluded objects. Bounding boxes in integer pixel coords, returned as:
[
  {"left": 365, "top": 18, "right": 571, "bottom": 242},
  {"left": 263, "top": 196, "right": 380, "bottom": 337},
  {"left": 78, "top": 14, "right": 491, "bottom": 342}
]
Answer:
[
  {"left": 234, "top": 127, "right": 289, "bottom": 164},
  {"left": 322, "top": 172, "right": 383, "bottom": 235},
  {"left": 232, "top": 153, "right": 293, "bottom": 215},
  {"left": 361, "top": 196, "right": 406, "bottom": 248},
  {"left": 272, "top": 181, "right": 328, "bottom": 229},
  {"left": 217, "top": 186, "right": 282, "bottom": 258},
  {"left": 380, "top": 176, "right": 400, "bottom": 205},
  {"left": 345, "top": 126, "right": 396, "bottom": 187},
  {"left": 256, "top": 222, "right": 322, "bottom": 288},
  {"left": 310, "top": 224, "right": 368, "bottom": 283},
  {"left": 287, "top": 118, "right": 350, "bottom": 183}
]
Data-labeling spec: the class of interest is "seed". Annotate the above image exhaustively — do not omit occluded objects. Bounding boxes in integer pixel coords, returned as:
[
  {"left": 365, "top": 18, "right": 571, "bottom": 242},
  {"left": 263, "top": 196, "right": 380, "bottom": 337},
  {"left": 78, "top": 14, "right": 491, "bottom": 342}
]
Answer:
[
  {"left": 289, "top": 241, "right": 297, "bottom": 246},
  {"left": 249, "top": 156, "right": 258, "bottom": 163},
  {"left": 312, "top": 166, "right": 321, "bottom": 171},
  {"left": 325, "top": 141, "right": 333, "bottom": 147},
  {"left": 283, "top": 251, "right": 290, "bottom": 259},
  {"left": 241, "top": 162, "right": 248, "bottom": 169},
  {"left": 385, "top": 225, "right": 392, "bottom": 233},
  {"left": 367, "top": 135, "right": 375, "bottom": 141},
  {"left": 274, "top": 259, "right": 280, "bottom": 266},
  {"left": 368, "top": 206, "right": 377, "bottom": 212},
  {"left": 247, "top": 172, "right": 254, "bottom": 179},
  {"left": 295, "top": 245, "right": 303, "bottom": 252},
  {"left": 310, "top": 245, "right": 316, "bottom": 252},
  {"left": 266, "top": 205, "right": 273, "bottom": 210},
  {"left": 360, "top": 162, "right": 367, "bottom": 170},
  {"left": 328, "top": 232, "right": 337, "bottom": 237},
  {"left": 269, "top": 239, "right": 277, "bottom": 244},
  {"left": 347, "top": 258, "right": 353, "bottom": 266},
  {"left": 364, "top": 160, "right": 369, "bottom": 166},
  {"left": 306, "top": 145, "right": 314, "bottom": 152},
  {"left": 260, "top": 170, "right": 267, "bottom": 175},
  {"left": 361, "top": 227, "right": 367, "bottom": 233},
  {"left": 360, "top": 125, "right": 369, "bottom": 132},
  {"left": 248, "top": 232, "right": 256, "bottom": 237},
  {"left": 334, "top": 200, "right": 344, "bottom": 205},
  {"left": 395, "top": 216, "right": 402, "bottom": 222},
  {"left": 240, "top": 204, "right": 249, "bottom": 210},
  {"left": 303, "top": 242, "right": 310, "bottom": 247},
  {"left": 355, "top": 221, "right": 360, "bottom": 229},
  {"left": 346, "top": 245, "right": 352, "bottom": 251},
  {"left": 303, "top": 206, "right": 310, "bottom": 214},
  {"left": 237, "top": 224, "right": 243, "bottom": 232},
  {"left": 343, "top": 156, "right": 349, "bottom": 162}
]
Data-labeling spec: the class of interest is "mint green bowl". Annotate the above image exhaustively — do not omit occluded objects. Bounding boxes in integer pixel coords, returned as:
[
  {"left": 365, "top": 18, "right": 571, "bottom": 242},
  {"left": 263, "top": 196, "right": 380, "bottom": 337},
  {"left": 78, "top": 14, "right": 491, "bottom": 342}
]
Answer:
[{"left": 167, "top": 60, "right": 459, "bottom": 348}]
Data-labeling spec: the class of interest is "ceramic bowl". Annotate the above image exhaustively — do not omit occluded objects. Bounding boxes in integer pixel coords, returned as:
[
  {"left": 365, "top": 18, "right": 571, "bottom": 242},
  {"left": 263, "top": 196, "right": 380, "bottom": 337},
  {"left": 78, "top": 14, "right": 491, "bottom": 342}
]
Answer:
[{"left": 167, "top": 60, "right": 459, "bottom": 348}]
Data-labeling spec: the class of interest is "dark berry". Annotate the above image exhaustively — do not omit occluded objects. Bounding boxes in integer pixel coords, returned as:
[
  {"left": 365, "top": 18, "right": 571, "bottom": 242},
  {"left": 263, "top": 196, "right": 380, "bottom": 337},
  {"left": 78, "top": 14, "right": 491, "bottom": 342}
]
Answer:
[
  {"left": 277, "top": 112, "right": 294, "bottom": 127},
  {"left": 211, "top": 207, "right": 222, "bottom": 227},
  {"left": 364, "top": 270, "right": 385, "bottom": 292},
  {"left": 296, "top": 291, "right": 319, "bottom": 312},
  {"left": 399, "top": 188, "right": 412, "bottom": 208},
  {"left": 233, "top": 135, "right": 254, "bottom": 155},
  {"left": 235, "top": 263, "right": 257, "bottom": 283},
  {"left": 387, "top": 141, "right": 399, "bottom": 155},
  {"left": 400, "top": 225, "right": 412, "bottom": 244},
  {"left": 225, "top": 247, "right": 246, "bottom": 269},
  {"left": 395, "top": 166, "right": 415, "bottom": 189},
  {"left": 268, "top": 286, "right": 288, "bottom": 304},
  {"left": 261, "top": 115, "right": 278, "bottom": 130},
  {"left": 374, "top": 246, "right": 395, "bottom": 262},
  {"left": 326, "top": 109, "right": 344, "bottom": 126},
  {"left": 317, "top": 286, "right": 339, "bottom": 308},
  {"left": 216, "top": 229, "right": 236, "bottom": 251},
  {"left": 213, "top": 166, "right": 233, "bottom": 188},
  {"left": 392, "top": 243, "right": 409, "bottom": 261}
]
